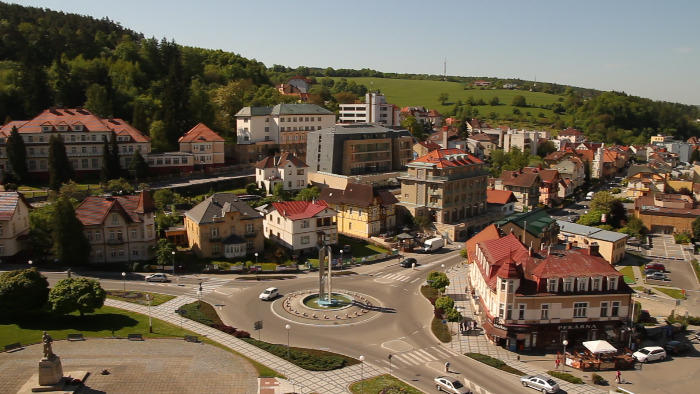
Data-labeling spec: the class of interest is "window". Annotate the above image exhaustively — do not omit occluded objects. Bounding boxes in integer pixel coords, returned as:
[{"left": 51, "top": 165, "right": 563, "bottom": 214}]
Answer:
[
  {"left": 131, "top": 229, "right": 137, "bottom": 239},
  {"left": 94, "top": 231, "right": 101, "bottom": 241},
  {"left": 518, "top": 304, "right": 526, "bottom": 320},
  {"left": 213, "top": 244, "right": 219, "bottom": 253},
  {"left": 246, "top": 223, "right": 254, "bottom": 233},
  {"left": 506, "top": 304, "right": 513, "bottom": 320},
  {"left": 246, "top": 241, "right": 253, "bottom": 250},
  {"left": 112, "top": 214, "right": 119, "bottom": 224},
  {"left": 574, "top": 302, "right": 588, "bottom": 318},
  {"left": 547, "top": 278, "right": 558, "bottom": 292},
  {"left": 564, "top": 278, "right": 573, "bottom": 292},
  {"left": 577, "top": 277, "right": 588, "bottom": 292},
  {"left": 500, "top": 279, "right": 507, "bottom": 292},
  {"left": 608, "top": 276, "right": 618, "bottom": 290},
  {"left": 508, "top": 280, "right": 514, "bottom": 293},
  {"left": 301, "top": 236, "right": 310, "bottom": 244},
  {"left": 92, "top": 159, "right": 98, "bottom": 168},
  {"left": 611, "top": 301, "right": 620, "bottom": 317},
  {"left": 301, "top": 220, "right": 309, "bottom": 228},
  {"left": 132, "top": 249, "right": 139, "bottom": 256},
  {"left": 498, "top": 303, "right": 505, "bottom": 319},
  {"left": 211, "top": 227, "right": 218, "bottom": 237},
  {"left": 592, "top": 277, "right": 601, "bottom": 291},
  {"left": 600, "top": 302, "right": 609, "bottom": 317},
  {"left": 541, "top": 304, "right": 549, "bottom": 320}
]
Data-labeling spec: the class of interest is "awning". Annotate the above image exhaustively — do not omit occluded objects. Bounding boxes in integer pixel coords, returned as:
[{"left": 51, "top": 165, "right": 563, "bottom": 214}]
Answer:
[
  {"left": 482, "top": 321, "right": 508, "bottom": 338},
  {"left": 583, "top": 340, "right": 617, "bottom": 354}
]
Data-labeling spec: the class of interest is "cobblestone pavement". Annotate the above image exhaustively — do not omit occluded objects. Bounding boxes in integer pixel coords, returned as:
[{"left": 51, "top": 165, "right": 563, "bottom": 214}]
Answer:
[
  {"left": 0, "top": 338, "right": 258, "bottom": 394},
  {"left": 445, "top": 265, "right": 608, "bottom": 394}
]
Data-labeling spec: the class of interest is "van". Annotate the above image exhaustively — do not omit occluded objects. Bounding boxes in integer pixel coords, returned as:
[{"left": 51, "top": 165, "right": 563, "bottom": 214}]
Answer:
[
  {"left": 422, "top": 237, "right": 445, "bottom": 252},
  {"left": 585, "top": 191, "right": 595, "bottom": 200}
]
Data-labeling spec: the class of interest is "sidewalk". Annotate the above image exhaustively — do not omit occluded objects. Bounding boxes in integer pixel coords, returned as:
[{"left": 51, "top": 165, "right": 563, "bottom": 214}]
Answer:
[
  {"left": 105, "top": 296, "right": 383, "bottom": 394},
  {"left": 445, "top": 265, "right": 608, "bottom": 394}
]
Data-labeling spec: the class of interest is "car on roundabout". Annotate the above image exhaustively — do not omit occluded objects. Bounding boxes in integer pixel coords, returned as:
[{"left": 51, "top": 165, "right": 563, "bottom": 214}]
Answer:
[
  {"left": 434, "top": 376, "right": 471, "bottom": 393},
  {"left": 144, "top": 273, "right": 169, "bottom": 282},
  {"left": 520, "top": 375, "right": 560, "bottom": 393},
  {"left": 399, "top": 257, "right": 418, "bottom": 268},
  {"left": 259, "top": 287, "right": 279, "bottom": 301}
]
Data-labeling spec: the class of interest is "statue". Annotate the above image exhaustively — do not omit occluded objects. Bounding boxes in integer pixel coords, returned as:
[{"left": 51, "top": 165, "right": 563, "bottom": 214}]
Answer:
[{"left": 42, "top": 331, "right": 54, "bottom": 359}]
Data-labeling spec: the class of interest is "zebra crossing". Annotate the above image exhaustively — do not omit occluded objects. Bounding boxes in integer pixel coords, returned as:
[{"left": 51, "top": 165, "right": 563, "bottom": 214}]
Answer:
[
  {"left": 183, "top": 278, "right": 230, "bottom": 297},
  {"left": 373, "top": 271, "right": 422, "bottom": 283},
  {"left": 380, "top": 346, "right": 456, "bottom": 367}
]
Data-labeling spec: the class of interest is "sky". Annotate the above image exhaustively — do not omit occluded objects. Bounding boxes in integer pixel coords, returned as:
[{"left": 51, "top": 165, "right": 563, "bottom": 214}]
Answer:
[{"left": 8, "top": 0, "right": 700, "bottom": 105}]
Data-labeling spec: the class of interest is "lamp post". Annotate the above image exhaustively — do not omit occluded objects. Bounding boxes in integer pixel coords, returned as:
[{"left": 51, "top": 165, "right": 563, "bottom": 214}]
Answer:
[
  {"left": 340, "top": 249, "right": 344, "bottom": 269},
  {"left": 359, "top": 355, "right": 365, "bottom": 393},
  {"left": 171, "top": 251, "right": 175, "bottom": 275},
  {"left": 28, "top": 260, "right": 33, "bottom": 268},
  {"left": 255, "top": 252, "right": 259, "bottom": 281},
  {"left": 121, "top": 272, "right": 126, "bottom": 293},
  {"left": 146, "top": 294, "right": 153, "bottom": 333},
  {"left": 285, "top": 324, "right": 291, "bottom": 359},
  {"left": 562, "top": 339, "right": 569, "bottom": 372}
]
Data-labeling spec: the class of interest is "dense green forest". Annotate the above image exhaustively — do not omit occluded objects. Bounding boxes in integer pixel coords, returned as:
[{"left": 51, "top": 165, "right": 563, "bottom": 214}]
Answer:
[{"left": 1, "top": 1, "right": 698, "bottom": 150}]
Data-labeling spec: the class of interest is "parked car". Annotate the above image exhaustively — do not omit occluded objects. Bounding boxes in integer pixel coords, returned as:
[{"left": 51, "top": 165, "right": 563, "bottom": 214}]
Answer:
[
  {"left": 633, "top": 346, "right": 667, "bottom": 362},
  {"left": 342, "top": 244, "right": 352, "bottom": 254},
  {"left": 520, "top": 375, "right": 560, "bottom": 393},
  {"left": 400, "top": 257, "right": 418, "bottom": 268},
  {"left": 643, "top": 269, "right": 658, "bottom": 276},
  {"left": 646, "top": 272, "right": 667, "bottom": 281},
  {"left": 434, "top": 376, "right": 470, "bottom": 393},
  {"left": 259, "top": 287, "right": 279, "bottom": 301},
  {"left": 645, "top": 262, "right": 666, "bottom": 272},
  {"left": 663, "top": 340, "right": 692, "bottom": 355},
  {"left": 145, "top": 273, "right": 169, "bottom": 282}
]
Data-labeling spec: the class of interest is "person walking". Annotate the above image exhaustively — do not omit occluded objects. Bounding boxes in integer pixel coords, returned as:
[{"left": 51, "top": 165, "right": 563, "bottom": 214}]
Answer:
[
  {"left": 555, "top": 358, "right": 560, "bottom": 370},
  {"left": 615, "top": 370, "right": 621, "bottom": 384},
  {"left": 445, "top": 362, "right": 450, "bottom": 373}
]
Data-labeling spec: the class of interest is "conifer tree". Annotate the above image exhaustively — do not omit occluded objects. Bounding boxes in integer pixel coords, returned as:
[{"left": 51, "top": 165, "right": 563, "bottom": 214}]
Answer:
[
  {"left": 100, "top": 138, "right": 110, "bottom": 183},
  {"left": 109, "top": 131, "right": 122, "bottom": 178},
  {"left": 129, "top": 150, "right": 149, "bottom": 181},
  {"left": 6, "top": 126, "right": 28, "bottom": 182},
  {"left": 51, "top": 196, "right": 90, "bottom": 265},
  {"left": 48, "top": 135, "right": 74, "bottom": 191}
]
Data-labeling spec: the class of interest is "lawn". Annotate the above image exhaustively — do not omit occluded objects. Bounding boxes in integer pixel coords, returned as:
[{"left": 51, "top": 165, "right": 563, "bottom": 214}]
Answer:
[
  {"left": 349, "top": 374, "right": 423, "bottom": 394},
  {"left": 106, "top": 290, "right": 175, "bottom": 306},
  {"left": 652, "top": 286, "right": 685, "bottom": 299},
  {"left": 339, "top": 235, "right": 389, "bottom": 257},
  {"left": 617, "top": 266, "right": 636, "bottom": 284}
]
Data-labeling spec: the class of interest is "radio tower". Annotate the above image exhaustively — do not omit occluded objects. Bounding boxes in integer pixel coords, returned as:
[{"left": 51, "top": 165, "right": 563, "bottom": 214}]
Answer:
[{"left": 443, "top": 58, "right": 447, "bottom": 81}]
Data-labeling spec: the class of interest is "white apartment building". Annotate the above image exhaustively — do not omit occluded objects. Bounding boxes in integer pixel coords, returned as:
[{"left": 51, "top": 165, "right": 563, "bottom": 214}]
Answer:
[
  {"left": 235, "top": 104, "right": 335, "bottom": 145},
  {"left": 338, "top": 93, "right": 399, "bottom": 126}
]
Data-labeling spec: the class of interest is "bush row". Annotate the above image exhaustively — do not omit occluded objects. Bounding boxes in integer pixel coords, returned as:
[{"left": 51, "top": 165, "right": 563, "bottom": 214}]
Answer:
[
  {"left": 242, "top": 338, "right": 348, "bottom": 371},
  {"left": 547, "top": 371, "right": 583, "bottom": 384}
]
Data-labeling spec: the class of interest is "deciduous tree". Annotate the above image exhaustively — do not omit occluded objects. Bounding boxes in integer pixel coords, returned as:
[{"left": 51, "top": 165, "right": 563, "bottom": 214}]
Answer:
[
  {"left": 129, "top": 150, "right": 149, "bottom": 180},
  {"left": 49, "top": 278, "right": 106, "bottom": 317},
  {"left": 427, "top": 271, "right": 450, "bottom": 293},
  {"left": 0, "top": 268, "right": 49, "bottom": 312}
]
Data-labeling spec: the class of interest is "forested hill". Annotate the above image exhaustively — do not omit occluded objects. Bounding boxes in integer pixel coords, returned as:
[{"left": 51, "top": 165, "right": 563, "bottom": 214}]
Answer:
[{"left": 1, "top": 1, "right": 699, "bottom": 149}]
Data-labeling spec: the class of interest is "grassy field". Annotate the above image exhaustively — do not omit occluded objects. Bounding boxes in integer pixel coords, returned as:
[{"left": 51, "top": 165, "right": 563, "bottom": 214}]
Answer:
[
  {"left": 331, "top": 77, "right": 572, "bottom": 129},
  {"left": 617, "top": 266, "right": 637, "bottom": 284},
  {"left": 652, "top": 286, "right": 685, "bottom": 299},
  {"left": 106, "top": 290, "right": 176, "bottom": 306},
  {"left": 349, "top": 374, "right": 423, "bottom": 394}
]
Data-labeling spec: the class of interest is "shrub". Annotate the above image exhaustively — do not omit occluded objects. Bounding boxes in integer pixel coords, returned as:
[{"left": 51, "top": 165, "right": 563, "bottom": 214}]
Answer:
[
  {"left": 547, "top": 371, "right": 583, "bottom": 384},
  {"left": 211, "top": 323, "right": 237, "bottom": 334},
  {"left": 233, "top": 330, "right": 251, "bottom": 338},
  {"left": 673, "top": 232, "right": 692, "bottom": 244},
  {"left": 242, "top": 338, "right": 350, "bottom": 371},
  {"left": 431, "top": 318, "right": 451, "bottom": 343},
  {"left": 591, "top": 373, "right": 605, "bottom": 385},
  {"left": 379, "top": 388, "right": 408, "bottom": 394},
  {"left": 464, "top": 353, "right": 525, "bottom": 375}
]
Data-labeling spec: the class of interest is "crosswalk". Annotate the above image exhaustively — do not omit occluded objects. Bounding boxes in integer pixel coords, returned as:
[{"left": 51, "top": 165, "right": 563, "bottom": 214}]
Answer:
[
  {"left": 373, "top": 272, "right": 423, "bottom": 283},
  {"left": 183, "top": 278, "right": 230, "bottom": 297},
  {"left": 380, "top": 346, "right": 456, "bottom": 367}
]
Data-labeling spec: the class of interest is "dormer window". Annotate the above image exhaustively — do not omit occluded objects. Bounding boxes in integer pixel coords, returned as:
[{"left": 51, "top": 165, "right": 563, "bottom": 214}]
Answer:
[
  {"left": 74, "top": 125, "right": 83, "bottom": 131},
  {"left": 547, "top": 278, "right": 558, "bottom": 292},
  {"left": 58, "top": 126, "right": 67, "bottom": 131},
  {"left": 564, "top": 278, "right": 573, "bottom": 292},
  {"left": 42, "top": 126, "right": 51, "bottom": 132},
  {"left": 608, "top": 276, "right": 618, "bottom": 291},
  {"left": 577, "top": 277, "right": 588, "bottom": 292},
  {"left": 592, "top": 277, "right": 602, "bottom": 291}
]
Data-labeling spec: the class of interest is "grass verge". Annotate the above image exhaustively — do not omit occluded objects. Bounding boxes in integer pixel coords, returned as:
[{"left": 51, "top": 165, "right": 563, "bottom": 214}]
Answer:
[
  {"left": 431, "top": 318, "right": 451, "bottom": 343},
  {"left": 106, "top": 290, "right": 175, "bottom": 306},
  {"left": 617, "top": 266, "right": 636, "bottom": 284},
  {"left": 692, "top": 259, "right": 700, "bottom": 283},
  {"left": 339, "top": 234, "right": 389, "bottom": 257},
  {"left": 464, "top": 353, "right": 525, "bottom": 375},
  {"left": 547, "top": 370, "right": 583, "bottom": 384},
  {"left": 349, "top": 374, "right": 423, "bottom": 394},
  {"left": 652, "top": 286, "right": 685, "bottom": 299},
  {"left": 242, "top": 338, "right": 359, "bottom": 371}
]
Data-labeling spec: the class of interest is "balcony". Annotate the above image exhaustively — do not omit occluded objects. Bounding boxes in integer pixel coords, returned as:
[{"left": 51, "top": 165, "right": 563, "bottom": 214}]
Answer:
[{"left": 107, "top": 238, "right": 125, "bottom": 245}]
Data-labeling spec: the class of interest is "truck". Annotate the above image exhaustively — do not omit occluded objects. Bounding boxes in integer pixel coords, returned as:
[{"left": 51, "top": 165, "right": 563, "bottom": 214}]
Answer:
[{"left": 422, "top": 237, "right": 445, "bottom": 253}]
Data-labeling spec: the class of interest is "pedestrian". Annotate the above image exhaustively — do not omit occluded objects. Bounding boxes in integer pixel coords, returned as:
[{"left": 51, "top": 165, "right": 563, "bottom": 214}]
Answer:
[
  {"left": 615, "top": 370, "right": 621, "bottom": 384},
  {"left": 555, "top": 358, "right": 560, "bottom": 370},
  {"left": 445, "top": 362, "right": 450, "bottom": 373}
]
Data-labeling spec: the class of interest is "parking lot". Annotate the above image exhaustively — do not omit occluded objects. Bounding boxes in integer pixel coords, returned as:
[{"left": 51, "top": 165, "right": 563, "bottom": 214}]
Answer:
[{"left": 647, "top": 234, "right": 690, "bottom": 261}]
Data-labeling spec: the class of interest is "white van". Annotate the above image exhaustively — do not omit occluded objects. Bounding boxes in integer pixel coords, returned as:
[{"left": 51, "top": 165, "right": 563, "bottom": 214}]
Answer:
[
  {"left": 585, "top": 191, "right": 595, "bottom": 200},
  {"left": 422, "top": 237, "right": 445, "bottom": 252}
]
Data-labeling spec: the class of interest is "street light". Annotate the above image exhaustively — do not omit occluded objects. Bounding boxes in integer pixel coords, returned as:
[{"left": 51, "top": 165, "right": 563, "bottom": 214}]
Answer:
[
  {"left": 146, "top": 294, "right": 153, "bottom": 333},
  {"left": 255, "top": 252, "right": 259, "bottom": 281},
  {"left": 359, "top": 355, "right": 365, "bottom": 393},
  {"left": 562, "top": 339, "right": 569, "bottom": 372},
  {"left": 171, "top": 251, "right": 176, "bottom": 275},
  {"left": 28, "top": 260, "right": 33, "bottom": 268},
  {"left": 285, "top": 324, "right": 291, "bottom": 359},
  {"left": 121, "top": 272, "right": 126, "bottom": 293},
  {"left": 340, "top": 249, "right": 344, "bottom": 269}
]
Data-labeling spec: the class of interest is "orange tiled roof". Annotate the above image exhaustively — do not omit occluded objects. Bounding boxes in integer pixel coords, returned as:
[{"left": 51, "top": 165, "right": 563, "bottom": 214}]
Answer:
[
  {"left": 465, "top": 224, "right": 502, "bottom": 262},
  {"left": 410, "top": 149, "right": 483, "bottom": 168},
  {"left": 0, "top": 192, "right": 27, "bottom": 221},
  {"left": 271, "top": 200, "right": 330, "bottom": 220},
  {"left": 76, "top": 194, "right": 150, "bottom": 226},
  {"left": 487, "top": 189, "right": 516, "bottom": 205},
  {"left": 178, "top": 123, "right": 224, "bottom": 143}
]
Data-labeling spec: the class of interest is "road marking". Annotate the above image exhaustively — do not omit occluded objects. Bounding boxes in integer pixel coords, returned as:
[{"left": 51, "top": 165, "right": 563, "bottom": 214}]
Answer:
[
  {"left": 410, "top": 277, "right": 422, "bottom": 283},
  {"left": 184, "top": 278, "right": 230, "bottom": 296}
]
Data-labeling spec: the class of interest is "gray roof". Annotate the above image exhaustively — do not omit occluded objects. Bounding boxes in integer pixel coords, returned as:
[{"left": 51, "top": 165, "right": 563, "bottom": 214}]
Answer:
[
  {"left": 185, "top": 193, "right": 262, "bottom": 224},
  {"left": 556, "top": 220, "right": 628, "bottom": 242},
  {"left": 235, "top": 104, "right": 333, "bottom": 117},
  {"left": 309, "top": 123, "right": 412, "bottom": 137},
  {"left": 235, "top": 106, "right": 273, "bottom": 117}
]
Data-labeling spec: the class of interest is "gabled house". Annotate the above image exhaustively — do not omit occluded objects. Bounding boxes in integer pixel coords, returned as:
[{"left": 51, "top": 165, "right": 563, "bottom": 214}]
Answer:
[
  {"left": 255, "top": 153, "right": 308, "bottom": 194},
  {"left": 76, "top": 191, "right": 156, "bottom": 263},
  {"left": 486, "top": 188, "right": 517, "bottom": 218},
  {"left": 625, "top": 165, "right": 667, "bottom": 198},
  {"left": 319, "top": 183, "right": 398, "bottom": 238},
  {"left": 0, "top": 192, "right": 31, "bottom": 260},
  {"left": 523, "top": 167, "right": 562, "bottom": 207},
  {"left": 413, "top": 140, "right": 442, "bottom": 158},
  {"left": 263, "top": 200, "right": 338, "bottom": 254},
  {"left": 184, "top": 193, "right": 264, "bottom": 258},
  {"left": 493, "top": 169, "right": 541, "bottom": 212},
  {"left": 178, "top": 123, "right": 225, "bottom": 168},
  {"left": 556, "top": 220, "right": 628, "bottom": 264},
  {"left": 557, "top": 128, "right": 586, "bottom": 144}
]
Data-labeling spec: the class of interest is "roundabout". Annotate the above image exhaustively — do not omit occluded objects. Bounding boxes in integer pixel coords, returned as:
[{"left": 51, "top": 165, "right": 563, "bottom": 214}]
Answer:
[{"left": 274, "top": 288, "right": 385, "bottom": 326}]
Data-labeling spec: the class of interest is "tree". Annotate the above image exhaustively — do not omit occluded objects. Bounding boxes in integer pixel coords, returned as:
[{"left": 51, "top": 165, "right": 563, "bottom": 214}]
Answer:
[
  {"left": 693, "top": 216, "right": 700, "bottom": 241},
  {"left": 100, "top": 138, "right": 111, "bottom": 183},
  {"left": 401, "top": 116, "right": 425, "bottom": 140},
  {"left": 48, "top": 135, "right": 74, "bottom": 191},
  {"left": 48, "top": 278, "right": 106, "bottom": 317},
  {"left": 690, "top": 148, "right": 700, "bottom": 164},
  {"left": 445, "top": 308, "right": 462, "bottom": 323},
  {"left": 438, "top": 93, "right": 449, "bottom": 105},
  {"left": 512, "top": 95, "right": 527, "bottom": 107},
  {"left": 109, "top": 131, "right": 122, "bottom": 178},
  {"left": 6, "top": 126, "right": 28, "bottom": 182},
  {"left": 52, "top": 196, "right": 91, "bottom": 265},
  {"left": 273, "top": 183, "right": 291, "bottom": 201},
  {"left": 536, "top": 140, "right": 557, "bottom": 158},
  {"left": 435, "top": 296, "right": 455, "bottom": 311},
  {"left": 149, "top": 120, "right": 169, "bottom": 152},
  {"left": 427, "top": 271, "right": 450, "bottom": 293},
  {"left": 129, "top": 150, "right": 149, "bottom": 180},
  {"left": 414, "top": 215, "right": 433, "bottom": 232},
  {"left": 153, "top": 189, "right": 177, "bottom": 211},
  {"left": 0, "top": 268, "right": 49, "bottom": 312},
  {"left": 489, "top": 96, "right": 500, "bottom": 106},
  {"left": 294, "top": 186, "right": 320, "bottom": 201},
  {"left": 84, "top": 83, "right": 112, "bottom": 118},
  {"left": 155, "top": 211, "right": 182, "bottom": 235},
  {"left": 104, "top": 178, "right": 135, "bottom": 195},
  {"left": 155, "top": 238, "right": 176, "bottom": 267}
]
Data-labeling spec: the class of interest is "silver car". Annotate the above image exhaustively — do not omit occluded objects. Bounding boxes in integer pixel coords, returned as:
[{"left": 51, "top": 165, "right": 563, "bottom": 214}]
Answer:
[
  {"left": 434, "top": 376, "right": 471, "bottom": 393},
  {"left": 520, "top": 375, "right": 560, "bottom": 393}
]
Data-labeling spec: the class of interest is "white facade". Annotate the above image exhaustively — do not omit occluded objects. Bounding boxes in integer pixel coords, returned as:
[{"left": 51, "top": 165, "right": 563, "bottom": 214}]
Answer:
[
  {"left": 235, "top": 104, "right": 336, "bottom": 145},
  {"left": 256, "top": 155, "right": 309, "bottom": 194},
  {"left": 263, "top": 203, "right": 338, "bottom": 253},
  {"left": 339, "top": 93, "right": 399, "bottom": 126}
]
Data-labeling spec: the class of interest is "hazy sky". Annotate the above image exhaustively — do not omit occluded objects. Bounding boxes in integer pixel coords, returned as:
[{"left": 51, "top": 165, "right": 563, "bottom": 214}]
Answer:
[{"left": 9, "top": 0, "right": 700, "bottom": 105}]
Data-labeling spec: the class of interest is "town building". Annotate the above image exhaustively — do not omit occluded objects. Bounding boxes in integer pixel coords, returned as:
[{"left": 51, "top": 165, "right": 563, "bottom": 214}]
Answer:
[
  {"left": 633, "top": 193, "right": 700, "bottom": 234},
  {"left": 493, "top": 169, "right": 542, "bottom": 212},
  {"left": 306, "top": 124, "right": 413, "bottom": 176},
  {"left": 556, "top": 221, "right": 628, "bottom": 264},
  {"left": 486, "top": 189, "right": 517, "bottom": 219},
  {"left": 467, "top": 232, "right": 633, "bottom": 351},
  {"left": 0, "top": 192, "right": 31, "bottom": 260},
  {"left": 522, "top": 167, "right": 562, "bottom": 207},
  {"left": 75, "top": 192, "right": 156, "bottom": 263},
  {"left": 503, "top": 129, "right": 543, "bottom": 154},
  {"left": 184, "top": 193, "right": 264, "bottom": 258},
  {"left": 263, "top": 200, "right": 338, "bottom": 254},
  {"left": 413, "top": 140, "right": 442, "bottom": 158},
  {"left": 494, "top": 209, "right": 558, "bottom": 253},
  {"left": 625, "top": 165, "right": 668, "bottom": 198},
  {"left": 557, "top": 128, "right": 586, "bottom": 144},
  {"left": 398, "top": 148, "right": 490, "bottom": 241},
  {"left": 177, "top": 123, "right": 226, "bottom": 168},
  {"left": 318, "top": 183, "right": 398, "bottom": 238},
  {"left": 0, "top": 108, "right": 150, "bottom": 179},
  {"left": 339, "top": 93, "right": 400, "bottom": 127},
  {"left": 255, "top": 153, "right": 308, "bottom": 195}
]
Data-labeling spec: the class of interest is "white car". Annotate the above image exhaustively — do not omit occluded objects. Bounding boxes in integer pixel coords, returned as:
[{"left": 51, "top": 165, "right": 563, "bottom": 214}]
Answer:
[
  {"left": 520, "top": 375, "right": 560, "bottom": 393},
  {"left": 259, "top": 287, "right": 279, "bottom": 301},
  {"left": 434, "top": 376, "right": 471, "bottom": 393},
  {"left": 633, "top": 346, "right": 667, "bottom": 363},
  {"left": 145, "top": 273, "right": 168, "bottom": 282}
]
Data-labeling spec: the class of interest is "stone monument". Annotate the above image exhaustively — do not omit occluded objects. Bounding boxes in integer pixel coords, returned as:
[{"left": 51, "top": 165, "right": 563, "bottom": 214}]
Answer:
[{"left": 38, "top": 331, "right": 64, "bottom": 386}]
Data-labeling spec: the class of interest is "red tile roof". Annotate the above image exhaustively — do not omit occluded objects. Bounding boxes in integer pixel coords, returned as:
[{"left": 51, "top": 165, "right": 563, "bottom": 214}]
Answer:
[
  {"left": 529, "top": 249, "right": 622, "bottom": 278},
  {"left": 486, "top": 189, "right": 516, "bottom": 205},
  {"left": 0, "top": 192, "right": 28, "bottom": 221},
  {"left": 255, "top": 152, "right": 308, "bottom": 169},
  {"left": 76, "top": 193, "right": 150, "bottom": 226},
  {"left": 178, "top": 123, "right": 224, "bottom": 143},
  {"left": 410, "top": 149, "right": 483, "bottom": 168},
  {"left": 416, "top": 140, "right": 442, "bottom": 151},
  {"left": 559, "top": 127, "right": 583, "bottom": 136},
  {"left": 271, "top": 200, "right": 331, "bottom": 220},
  {"left": 479, "top": 233, "right": 529, "bottom": 267},
  {"left": 499, "top": 170, "right": 540, "bottom": 187},
  {"left": 465, "top": 224, "right": 502, "bottom": 262},
  {"left": 523, "top": 168, "right": 560, "bottom": 183}
]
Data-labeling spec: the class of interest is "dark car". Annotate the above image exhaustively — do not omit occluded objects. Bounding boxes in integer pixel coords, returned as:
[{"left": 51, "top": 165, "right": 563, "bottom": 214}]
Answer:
[
  {"left": 645, "top": 263, "right": 666, "bottom": 272},
  {"left": 400, "top": 257, "right": 418, "bottom": 268},
  {"left": 663, "top": 340, "right": 692, "bottom": 355}
]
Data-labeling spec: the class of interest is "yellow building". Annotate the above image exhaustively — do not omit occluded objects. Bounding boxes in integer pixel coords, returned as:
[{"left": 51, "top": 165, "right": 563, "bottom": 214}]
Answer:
[
  {"left": 319, "top": 183, "right": 398, "bottom": 238},
  {"left": 625, "top": 165, "right": 667, "bottom": 198},
  {"left": 556, "top": 220, "right": 628, "bottom": 264}
]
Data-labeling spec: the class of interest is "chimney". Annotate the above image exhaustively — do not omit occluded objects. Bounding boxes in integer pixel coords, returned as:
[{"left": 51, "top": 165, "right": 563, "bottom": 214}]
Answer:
[
  {"left": 522, "top": 220, "right": 527, "bottom": 242},
  {"left": 588, "top": 242, "right": 600, "bottom": 256},
  {"left": 547, "top": 244, "right": 552, "bottom": 255},
  {"left": 565, "top": 242, "right": 572, "bottom": 250},
  {"left": 442, "top": 130, "right": 449, "bottom": 149},
  {"left": 528, "top": 245, "right": 532, "bottom": 256}
]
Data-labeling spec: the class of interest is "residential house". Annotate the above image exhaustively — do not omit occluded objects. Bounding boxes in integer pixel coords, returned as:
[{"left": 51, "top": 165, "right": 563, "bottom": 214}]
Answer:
[
  {"left": 468, "top": 133, "right": 499, "bottom": 158},
  {"left": 557, "top": 178, "right": 575, "bottom": 200},
  {"left": 255, "top": 153, "right": 308, "bottom": 194},
  {"left": 0, "top": 192, "right": 31, "bottom": 260},
  {"left": 625, "top": 165, "right": 667, "bottom": 198},
  {"left": 650, "top": 135, "right": 674, "bottom": 144},
  {"left": 629, "top": 145, "right": 649, "bottom": 162},
  {"left": 557, "top": 128, "right": 586, "bottom": 144},
  {"left": 263, "top": 200, "right": 338, "bottom": 254},
  {"left": 398, "top": 149, "right": 490, "bottom": 241},
  {"left": 493, "top": 169, "right": 541, "bottom": 212},
  {"left": 486, "top": 189, "right": 517, "bottom": 219},
  {"left": 0, "top": 108, "right": 150, "bottom": 179},
  {"left": 494, "top": 208, "right": 558, "bottom": 252},
  {"left": 339, "top": 93, "right": 400, "bottom": 127},
  {"left": 556, "top": 221, "right": 628, "bottom": 264},
  {"left": 503, "top": 129, "right": 541, "bottom": 154},
  {"left": 184, "top": 193, "right": 264, "bottom": 258},
  {"left": 633, "top": 193, "right": 700, "bottom": 234},
  {"left": 413, "top": 140, "right": 442, "bottom": 158},
  {"left": 178, "top": 123, "right": 225, "bottom": 168},
  {"left": 319, "top": 183, "right": 398, "bottom": 238},
  {"left": 76, "top": 192, "right": 156, "bottom": 263},
  {"left": 544, "top": 152, "right": 585, "bottom": 189},
  {"left": 523, "top": 167, "right": 561, "bottom": 207},
  {"left": 467, "top": 232, "right": 633, "bottom": 351}
]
